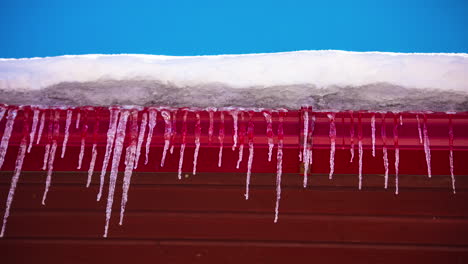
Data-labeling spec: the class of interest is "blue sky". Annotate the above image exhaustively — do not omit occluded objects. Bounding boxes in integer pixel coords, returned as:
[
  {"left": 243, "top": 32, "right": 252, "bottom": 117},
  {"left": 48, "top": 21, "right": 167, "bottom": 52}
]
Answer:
[{"left": 0, "top": 0, "right": 467, "bottom": 58}]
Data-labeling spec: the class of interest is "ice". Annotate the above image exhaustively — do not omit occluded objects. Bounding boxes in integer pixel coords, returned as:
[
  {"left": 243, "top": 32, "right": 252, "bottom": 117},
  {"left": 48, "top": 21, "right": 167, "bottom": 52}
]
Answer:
[
  {"left": 169, "top": 111, "right": 177, "bottom": 155},
  {"left": 400, "top": 115, "right": 403, "bottom": 126},
  {"left": 97, "top": 107, "right": 120, "bottom": 201},
  {"left": 393, "top": 115, "right": 400, "bottom": 195},
  {"left": 263, "top": 111, "right": 274, "bottom": 162},
  {"left": 103, "top": 110, "right": 129, "bottom": 237},
  {"left": 328, "top": 113, "right": 336, "bottom": 180},
  {"left": 134, "top": 112, "right": 147, "bottom": 169},
  {"left": 349, "top": 112, "right": 355, "bottom": 162},
  {"left": 218, "top": 111, "right": 225, "bottom": 167},
  {"left": 160, "top": 110, "right": 172, "bottom": 167},
  {"left": 36, "top": 112, "right": 45, "bottom": 144},
  {"left": 244, "top": 112, "right": 255, "bottom": 200},
  {"left": 302, "top": 109, "right": 309, "bottom": 188},
  {"left": 0, "top": 109, "right": 17, "bottom": 169},
  {"left": 61, "top": 109, "right": 72, "bottom": 158},
  {"left": 42, "top": 144, "right": 50, "bottom": 170},
  {"left": 42, "top": 110, "right": 60, "bottom": 205},
  {"left": 416, "top": 114, "right": 423, "bottom": 144},
  {"left": 422, "top": 115, "right": 432, "bottom": 178},
  {"left": 208, "top": 108, "right": 215, "bottom": 144},
  {"left": 0, "top": 106, "right": 5, "bottom": 122},
  {"left": 27, "top": 109, "right": 40, "bottom": 153},
  {"left": 448, "top": 114, "right": 456, "bottom": 194},
  {"left": 274, "top": 111, "right": 286, "bottom": 223},
  {"left": 236, "top": 112, "right": 245, "bottom": 169},
  {"left": 75, "top": 111, "right": 81, "bottom": 129},
  {"left": 177, "top": 111, "right": 188, "bottom": 180},
  {"left": 87, "top": 111, "right": 100, "bottom": 188},
  {"left": 192, "top": 112, "right": 201, "bottom": 175},
  {"left": 119, "top": 110, "right": 139, "bottom": 225},
  {"left": 230, "top": 110, "right": 239, "bottom": 151},
  {"left": 0, "top": 110, "right": 29, "bottom": 237},
  {"left": 145, "top": 108, "right": 157, "bottom": 165},
  {"left": 381, "top": 114, "right": 389, "bottom": 189},
  {"left": 371, "top": 114, "right": 376, "bottom": 157},
  {"left": 77, "top": 111, "right": 89, "bottom": 169},
  {"left": 358, "top": 113, "right": 363, "bottom": 190},
  {"left": 307, "top": 115, "right": 316, "bottom": 166}
]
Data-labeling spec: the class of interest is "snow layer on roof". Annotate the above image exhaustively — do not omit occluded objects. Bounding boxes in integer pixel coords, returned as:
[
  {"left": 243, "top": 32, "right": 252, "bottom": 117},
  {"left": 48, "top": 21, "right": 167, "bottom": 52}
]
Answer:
[{"left": 0, "top": 50, "right": 467, "bottom": 111}]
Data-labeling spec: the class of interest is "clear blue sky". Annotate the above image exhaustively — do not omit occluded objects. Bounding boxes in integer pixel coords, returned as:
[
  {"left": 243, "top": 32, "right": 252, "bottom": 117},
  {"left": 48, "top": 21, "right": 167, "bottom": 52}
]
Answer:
[{"left": 0, "top": 0, "right": 467, "bottom": 58}]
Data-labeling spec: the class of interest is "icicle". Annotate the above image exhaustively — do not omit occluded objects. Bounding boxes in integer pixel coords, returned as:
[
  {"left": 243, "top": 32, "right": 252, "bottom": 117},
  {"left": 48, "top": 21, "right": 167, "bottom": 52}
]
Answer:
[
  {"left": 349, "top": 111, "right": 355, "bottom": 162},
  {"left": 0, "top": 106, "right": 5, "bottom": 122},
  {"left": 61, "top": 109, "right": 73, "bottom": 158},
  {"left": 208, "top": 108, "right": 215, "bottom": 145},
  {"left": 87, "top": 110, "right": 100, "bottom": 188},
  {"left": 160, "top": 110, "right": 172, "bottom": 167},
  {"left": 27, "top": 109, "right": 40, "bottom": 153},
  {"left": 448, "top": 114, "right": 456, "bottom": 194},
  {"left": 230, "top": 110, "right": 239, "bottom": 151},
  {"left": 274, "top": 111, "right": 286, "bottom": 223},
  {"left": 358, "top": 113, "right": 363, "bottom": 190},
  {"left": 97, "top": 108, "right": 120, "bottom": 201},
  {"left": 36, "top": 112, "right": 45, "bottom": 144},
  {"left": 393, "top": 114, "right": 400, "bottom": 195},
  {"left": 42, "top": 144, "right": 50, "bottom": 171},
  {"left": 423, "top": 114, "right": 432, "bottom": 178},
  {"left": 263, "top": 111, "right": 274, "bottom": 162},
  {"left": 193, "top": 112, "right": 201, "bottom": 175},
  {"left": 169, "top": 111, "right": 177, "bottom": 154},
  {"left": 307, "top": 115, "right": 316, "bottom": 166},
  {"left": 42, "top": 111, "right": 54, "bottom": 171},
  {"left": 236, "top": 112, "right": 245, "bottom": 169},
  {"left": 177, "top": 111, "right": 188, "bottom": 180},
  {"left": 381, "top": 114, "right": 389, "bottom": 189},
  {"left": 218, "top": 111, "right": 225, "bottom": 167},
  {"left": 371, "top": 114, "right": 376, "bottom": 157},
  {"left": 400, "top": 115, "right": 403, "bottom": 126},
  {"left": 328, "top": 113, "right": 336, "bottom": 180},
  {"left": 0, "top": 109, "right": 18, "bottom": 169},
  {"left": 119, "top": 110, "right": 139, "bottom": 226},
  {"left": 244, "top": 112, "right": 255, "bottom": 200},
  {"left": 42, "top": 110, "right": 60, "bottom": 205},
  {"left": 75, "top": 111, "right": 81, "bottom": 129},
  {"left": 103, "top": 110, "right": 130, "bottom": 237},
  {"left": 134, "top": 112, "right": 147, "bottom": 169},
  {"left": 77, "top": 111, "right": 89, "bottom": 169},
  {"left": 416, "top": 114, "right": 423, "bottom": 144},
  {"left": 302, "top": 109, "right": 309, "bottom": 188},
  {"left": 144, "top": 108, "right": 157, "bottom": 165},
  {"left": 1, "top": 110, "right": 30, "bottom": 237}
]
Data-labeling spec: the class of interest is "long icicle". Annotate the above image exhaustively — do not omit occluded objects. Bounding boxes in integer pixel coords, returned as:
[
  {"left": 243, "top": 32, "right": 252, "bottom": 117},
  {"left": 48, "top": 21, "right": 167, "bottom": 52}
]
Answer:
[
  {"left": 244, "top": 111, "right": 255, "bottom": 200},
  {"left": 328, "top": 113, "right": 336, "bottom": 180},
  {"left": 1, "top": 109, "right": 30, "bottom": 237},
  {"left": 77, "top": 110, "right": 89, "bottom": 169},
  {"left": 61, "top": 109, "right": 73, "bottom": 158},
  {"left": 193, "top": 112, "right": 201, "bottom": 175},
  {"left": 120, "top": 110, "right": 139, "bottom": 225},
  {"left": 416, "top": 114, "right": 423, "bottom": 144},
  {"left": 169, "top": 110, "right": 178, "bottom": 154},
  {"left": 144, "top": 108, "right": 157, "bottom": 165},
  {"left": 274, "top": 110, "right": 286, "bottom": 223},
  {"left": 207, "top": 108, "right": 215, "bottom": 145},
  {"left": 42, "top": 111, "right": 53, "bottom": 171},
  {"left": 423, "top": 114, "right": 432, "bottom": 178},
  {"left": 177, "top": 111, "right": 188, "bottom": 179},
  {"left": 349, "top": 111, "right": 355, "bottom": 162},
  {"left": 263, "top": 111, "right": 274, "bottom": 162},
  {"left": 381, "top": 113, "right": 389, "bottom": 188},
  {"left": 448, "top": 114, "right": 456, "bottom": 194},
  {"left": 371, "top": 114, "right": 376, "bottom": 157},
  {"left": 42, "top": 110, "right": 60, "bottom": 205},
  {"left": 36, "top": 111, "right": 45, "bottom": 144},
  {"left": 27, "top": 109, "right": 40, "bottom": 153},
  {"left": 236, "top": 112, "right": 245, "bottom": 169},
  {"left": 160, "top": 110, "right": 172, "bottom": 167},
  {"left": 134, "top": 112, "right": 148, "bottom": 169},
  {"left": 218, "top": 111, "right": 225, "bottom": 167},
  {"left": 307, "top": 115, "right": 316, "bottom": 168},
  {"left": 87, "top": 110, "right": 100, "bottom": 188},
  {"left": 230, "top": 110, "right": 239, "bottom": 151},
  {"left": 97, "top": 107, "right": 120, "bottom": 201},
  {"left": 302, "top": 108, "right": 309, "bottom": 188},
  {"left": 103, "top": 110, "right": 130, "bottom": 237},
  {"left": 0, "top": 109, "right": 18, "bottom": 169},
  {"left": 393, "top": 114, "right": 400, "bottom": 195},
  {"left": 358, "top": 113, "right": 363, "bottom": 190},
  {"left": 0, "top": 106, "right": 5, "bottom": 122},
  {"left": 75, "top": 110, "right": 81, "bottom": 129}
]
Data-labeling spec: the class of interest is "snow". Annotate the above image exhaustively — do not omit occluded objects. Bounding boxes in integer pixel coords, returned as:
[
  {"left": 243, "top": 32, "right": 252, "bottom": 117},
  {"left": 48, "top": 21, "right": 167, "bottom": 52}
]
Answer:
[{"left": 1, "top": 51, "right": 467, "bottom": 111}]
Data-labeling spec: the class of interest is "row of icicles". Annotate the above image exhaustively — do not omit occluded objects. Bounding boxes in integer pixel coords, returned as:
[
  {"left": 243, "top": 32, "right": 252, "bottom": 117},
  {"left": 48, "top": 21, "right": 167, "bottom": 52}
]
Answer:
[{"left": 0, "top": 105, "right": 457, "bottom": 237}]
